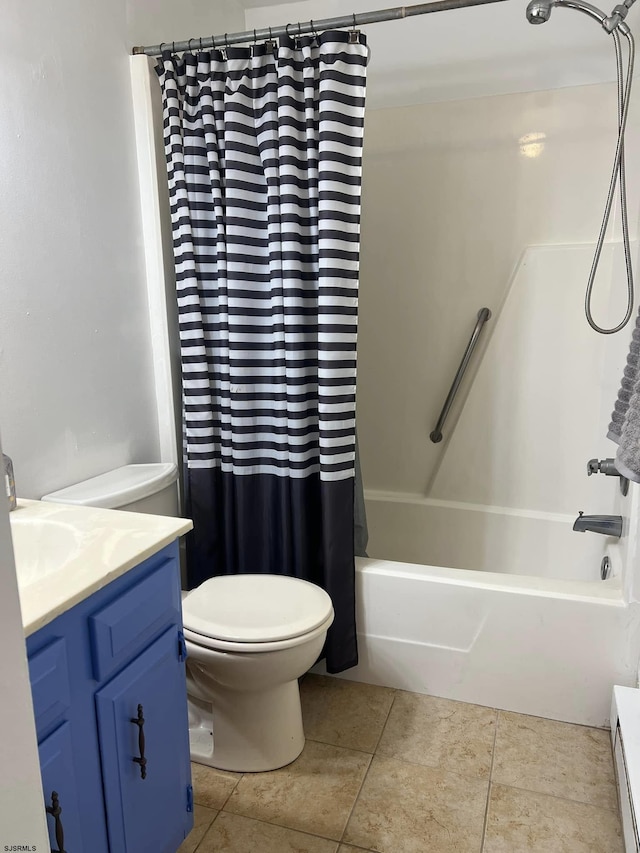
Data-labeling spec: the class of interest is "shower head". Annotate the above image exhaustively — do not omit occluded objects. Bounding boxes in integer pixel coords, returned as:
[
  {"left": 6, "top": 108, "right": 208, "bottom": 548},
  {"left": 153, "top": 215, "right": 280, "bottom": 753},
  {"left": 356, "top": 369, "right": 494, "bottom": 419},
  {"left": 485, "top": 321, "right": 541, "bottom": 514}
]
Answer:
[
  {"left": 526, "top": 0, "right": 553, "bottom": 23},
  {"left": 525, "top": 0, "right": 631, "bottom": 32}
]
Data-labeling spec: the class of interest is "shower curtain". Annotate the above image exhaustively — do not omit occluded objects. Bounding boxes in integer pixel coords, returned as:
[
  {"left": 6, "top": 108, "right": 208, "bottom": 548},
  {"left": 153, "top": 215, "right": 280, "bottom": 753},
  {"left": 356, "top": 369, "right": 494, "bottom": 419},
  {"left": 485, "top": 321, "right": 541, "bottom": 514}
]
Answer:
[{"left": 156, "top": 31, "right": 368, "bottom": 672}]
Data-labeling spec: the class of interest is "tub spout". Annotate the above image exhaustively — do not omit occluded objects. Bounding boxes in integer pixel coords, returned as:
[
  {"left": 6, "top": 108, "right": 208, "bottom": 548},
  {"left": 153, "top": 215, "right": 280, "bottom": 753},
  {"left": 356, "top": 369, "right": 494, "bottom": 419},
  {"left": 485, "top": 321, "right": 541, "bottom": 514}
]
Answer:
[{"left": 573, "top": 512, "right": 622, "bottom": 537}]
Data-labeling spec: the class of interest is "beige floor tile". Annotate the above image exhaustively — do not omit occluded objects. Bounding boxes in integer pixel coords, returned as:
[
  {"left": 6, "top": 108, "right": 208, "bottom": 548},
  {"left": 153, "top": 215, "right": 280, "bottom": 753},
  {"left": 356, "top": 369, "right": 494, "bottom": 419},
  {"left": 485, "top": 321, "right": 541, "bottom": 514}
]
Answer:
[
  {"left": 177, "top": 804, "right": 218, "bottom": 853},
  {"left": 483, "top": 783, "right": 624, "bottom": 852},
  {"left": 196, "top": 812, "right": 340, "bottom": 852},
  {"left": 224, "top": 740, "right": 371, "bottom": 841},
  {"left": 337, "top": 846, "right": 374, "bottom": 852},
  {"left": 301, "top": 674, "right": 395, "bottom": 752},
  {"left": 376, "top": 691, "right": 496, "bottom": 779},
  {"left": 344, "top": 754, "right": 488, "bottom": 853},
  {"left": 492, "top": 712, "right": 617, "bottom": 809},
  {"left": 191, "top": 762, "right": 242, "bottom": 810}
]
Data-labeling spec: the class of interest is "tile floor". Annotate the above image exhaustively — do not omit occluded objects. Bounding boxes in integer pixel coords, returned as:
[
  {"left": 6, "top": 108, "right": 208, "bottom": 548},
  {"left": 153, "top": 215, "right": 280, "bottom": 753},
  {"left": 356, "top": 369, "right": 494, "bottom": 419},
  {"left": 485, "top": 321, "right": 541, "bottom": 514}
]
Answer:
[{"left": 178, "top": 675, "right": 623, "bottom": 852}]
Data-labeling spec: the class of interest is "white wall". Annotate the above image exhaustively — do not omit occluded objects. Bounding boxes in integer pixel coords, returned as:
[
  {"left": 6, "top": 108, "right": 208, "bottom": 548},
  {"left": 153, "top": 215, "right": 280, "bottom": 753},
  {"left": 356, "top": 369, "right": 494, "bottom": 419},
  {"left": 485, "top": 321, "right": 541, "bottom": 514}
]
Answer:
[
  {"left": 356, "top": 81, "right": 640, "bottom": 507},
  {"left": 127, "top": 0, "right": 245, "bottom": 48},
  {"left": 0, "top": 0, "right": 245, "bottom": 500},
  {"left": 0, "top": 0, "right": 156, "bottom": 499},
  {"left": 0, "top": 431, "right": 48, "bottom": 849}
]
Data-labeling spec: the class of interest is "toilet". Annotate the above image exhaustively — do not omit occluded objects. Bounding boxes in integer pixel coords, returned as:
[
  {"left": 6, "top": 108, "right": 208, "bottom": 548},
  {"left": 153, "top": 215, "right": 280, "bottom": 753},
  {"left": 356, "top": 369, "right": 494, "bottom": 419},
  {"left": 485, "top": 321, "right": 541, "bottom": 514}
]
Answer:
[
  {"left": 182, "top": 573, "right": 333, "bottom": 772},
  {"left": 42, "top": 464, "right": 335, "bottom": 773}
]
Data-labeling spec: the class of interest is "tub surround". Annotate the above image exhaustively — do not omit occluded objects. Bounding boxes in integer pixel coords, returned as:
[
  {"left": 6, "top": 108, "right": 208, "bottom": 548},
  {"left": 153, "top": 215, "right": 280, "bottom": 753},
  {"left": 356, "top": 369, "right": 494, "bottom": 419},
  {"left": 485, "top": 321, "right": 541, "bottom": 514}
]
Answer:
[
  {"left": 357, "top": 89, "right": 640, "bottom": 504},
  {"left": 11, "top": 499, "right": 192, "bottom": 636}
]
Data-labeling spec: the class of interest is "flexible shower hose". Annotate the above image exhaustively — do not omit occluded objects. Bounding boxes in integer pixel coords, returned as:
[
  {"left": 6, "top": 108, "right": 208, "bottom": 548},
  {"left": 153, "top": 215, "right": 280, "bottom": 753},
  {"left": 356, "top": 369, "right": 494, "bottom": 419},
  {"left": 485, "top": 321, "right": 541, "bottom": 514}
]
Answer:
[{"left": 585, "top": 27, "right": 635, "bottom": 334}]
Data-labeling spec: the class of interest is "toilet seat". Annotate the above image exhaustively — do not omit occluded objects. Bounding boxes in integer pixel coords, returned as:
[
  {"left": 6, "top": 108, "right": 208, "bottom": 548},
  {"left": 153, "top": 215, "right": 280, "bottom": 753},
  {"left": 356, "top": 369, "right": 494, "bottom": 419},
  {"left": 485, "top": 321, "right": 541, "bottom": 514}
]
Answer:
[
  {"left": 182, "top": 574, "right": 334, "bottom": 651},
  {"left": 183, "top": 611, "right": 335, "bottom": 654}
]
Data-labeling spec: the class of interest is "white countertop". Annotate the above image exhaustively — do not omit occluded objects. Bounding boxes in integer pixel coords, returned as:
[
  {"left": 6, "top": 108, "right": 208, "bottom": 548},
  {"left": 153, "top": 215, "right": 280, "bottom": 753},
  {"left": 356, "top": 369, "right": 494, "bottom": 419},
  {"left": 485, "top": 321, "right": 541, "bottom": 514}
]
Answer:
[{"left": 11, "top": 499, "right": 193, "bottom": 636}]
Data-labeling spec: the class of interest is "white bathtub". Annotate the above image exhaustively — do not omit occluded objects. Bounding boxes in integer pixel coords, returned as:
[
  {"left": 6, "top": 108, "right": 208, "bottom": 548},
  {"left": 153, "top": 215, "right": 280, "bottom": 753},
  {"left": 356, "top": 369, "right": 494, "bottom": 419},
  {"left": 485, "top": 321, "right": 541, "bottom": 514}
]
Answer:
[{"left": 316, "top": 492, "right": 640, "bottom": 727}]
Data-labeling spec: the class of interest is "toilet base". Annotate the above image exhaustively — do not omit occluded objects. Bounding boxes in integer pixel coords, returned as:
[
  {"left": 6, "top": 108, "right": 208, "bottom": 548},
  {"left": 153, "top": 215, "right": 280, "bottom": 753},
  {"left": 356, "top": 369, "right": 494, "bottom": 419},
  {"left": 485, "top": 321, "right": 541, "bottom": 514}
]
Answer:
[{"left": 188, "top": 679, "right": 305, "bottom": 772}]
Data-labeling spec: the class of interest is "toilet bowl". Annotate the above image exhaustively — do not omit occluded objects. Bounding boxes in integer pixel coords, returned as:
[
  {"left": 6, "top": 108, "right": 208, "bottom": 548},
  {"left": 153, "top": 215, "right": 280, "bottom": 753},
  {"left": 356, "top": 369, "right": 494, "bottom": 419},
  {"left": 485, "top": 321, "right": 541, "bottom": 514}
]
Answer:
[{"left": 182, "top": 573, "right": 334, "bottom": 772}]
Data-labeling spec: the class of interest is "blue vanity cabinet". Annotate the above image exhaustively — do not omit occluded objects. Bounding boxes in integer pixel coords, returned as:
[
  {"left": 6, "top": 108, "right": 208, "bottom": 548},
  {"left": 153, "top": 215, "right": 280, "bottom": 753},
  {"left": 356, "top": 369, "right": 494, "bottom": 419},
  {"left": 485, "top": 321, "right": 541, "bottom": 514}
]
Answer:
[{"left": 27, "top": 540, "right": 193, "bottom": 853}]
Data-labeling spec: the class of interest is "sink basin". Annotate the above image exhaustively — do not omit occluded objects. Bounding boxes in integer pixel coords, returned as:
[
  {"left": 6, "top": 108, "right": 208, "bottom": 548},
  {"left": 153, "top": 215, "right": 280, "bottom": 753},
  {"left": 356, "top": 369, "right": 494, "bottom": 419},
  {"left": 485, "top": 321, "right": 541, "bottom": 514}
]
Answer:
[
  {"left": 11, "top": 498, "right": 192, "bottom": 636},
  {"left": 10, "top": 514, "right": 85, "bottom": 586}
]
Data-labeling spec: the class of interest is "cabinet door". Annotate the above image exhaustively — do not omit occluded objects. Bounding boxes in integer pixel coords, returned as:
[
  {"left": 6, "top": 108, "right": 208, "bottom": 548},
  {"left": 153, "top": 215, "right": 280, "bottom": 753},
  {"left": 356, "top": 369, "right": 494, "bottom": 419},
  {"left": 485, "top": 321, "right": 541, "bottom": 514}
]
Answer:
[
  {"left": 96, "top": 627, "right": 193, "bottom": 853},
  {"left": 39, "top": 722, "right": 85, "bottom": 852}
]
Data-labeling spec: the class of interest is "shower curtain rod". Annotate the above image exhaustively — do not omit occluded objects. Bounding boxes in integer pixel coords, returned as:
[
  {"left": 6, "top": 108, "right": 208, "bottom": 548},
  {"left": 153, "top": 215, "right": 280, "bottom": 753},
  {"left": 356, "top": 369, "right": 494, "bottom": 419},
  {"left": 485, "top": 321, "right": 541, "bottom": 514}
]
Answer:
[{"left": 131, "top": 0, "right": 507, "bottom": 56}]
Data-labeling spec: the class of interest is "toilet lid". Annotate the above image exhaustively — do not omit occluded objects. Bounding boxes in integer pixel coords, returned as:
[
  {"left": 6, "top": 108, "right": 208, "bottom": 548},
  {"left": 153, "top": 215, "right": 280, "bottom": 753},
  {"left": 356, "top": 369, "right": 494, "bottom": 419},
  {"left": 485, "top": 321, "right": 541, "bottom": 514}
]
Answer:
[{"left": 181, "top": 574, "right": 334, "bottom": 643}]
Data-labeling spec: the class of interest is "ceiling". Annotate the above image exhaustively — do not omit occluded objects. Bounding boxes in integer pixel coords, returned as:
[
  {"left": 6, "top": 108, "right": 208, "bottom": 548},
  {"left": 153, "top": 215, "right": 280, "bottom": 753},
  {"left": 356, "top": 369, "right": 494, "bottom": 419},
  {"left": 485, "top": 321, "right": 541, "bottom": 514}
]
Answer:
[{"left": 239, "top": 0, "right": 640, "bottom": 108}]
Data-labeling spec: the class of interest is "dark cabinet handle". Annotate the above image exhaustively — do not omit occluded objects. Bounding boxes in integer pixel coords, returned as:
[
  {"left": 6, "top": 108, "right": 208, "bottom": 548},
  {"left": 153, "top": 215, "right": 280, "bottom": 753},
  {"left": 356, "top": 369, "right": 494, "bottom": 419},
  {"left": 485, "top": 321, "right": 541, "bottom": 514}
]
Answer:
[
  {"left": 45, "top": 790, "right": 67, "bottom": 853},
  {"left": 130, "top": 704, "right": 147, "bottom": 779}
]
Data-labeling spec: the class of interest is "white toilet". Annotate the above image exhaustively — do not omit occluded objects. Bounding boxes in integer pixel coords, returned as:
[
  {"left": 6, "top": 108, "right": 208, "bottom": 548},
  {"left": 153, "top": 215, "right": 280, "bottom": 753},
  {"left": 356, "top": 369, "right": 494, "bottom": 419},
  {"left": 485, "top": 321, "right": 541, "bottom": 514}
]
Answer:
[
  {"left": 42, "top": 464, "right": 335, "bottom": 773},
  {"left": 182, "top": 573, "right": 333, "bottom": 772}
]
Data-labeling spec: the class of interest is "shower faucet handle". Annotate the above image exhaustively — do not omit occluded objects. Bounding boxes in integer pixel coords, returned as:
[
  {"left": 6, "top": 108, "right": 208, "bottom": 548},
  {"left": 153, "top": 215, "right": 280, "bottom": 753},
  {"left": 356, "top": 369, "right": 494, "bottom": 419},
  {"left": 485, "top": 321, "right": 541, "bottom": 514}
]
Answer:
[
  {"left": 587, "top": 458, "right": 619, "bottom": 476},
  {"left": 586, "top": 458, "right": 630, "bottom": 496}
]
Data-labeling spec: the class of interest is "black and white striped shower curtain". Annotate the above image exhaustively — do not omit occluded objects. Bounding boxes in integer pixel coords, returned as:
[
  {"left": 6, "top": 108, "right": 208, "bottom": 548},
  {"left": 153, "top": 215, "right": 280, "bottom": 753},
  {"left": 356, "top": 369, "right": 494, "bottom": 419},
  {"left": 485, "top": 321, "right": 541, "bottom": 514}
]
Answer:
[{"left": 156, "top": 31, "right": 368, "bottom": 672}]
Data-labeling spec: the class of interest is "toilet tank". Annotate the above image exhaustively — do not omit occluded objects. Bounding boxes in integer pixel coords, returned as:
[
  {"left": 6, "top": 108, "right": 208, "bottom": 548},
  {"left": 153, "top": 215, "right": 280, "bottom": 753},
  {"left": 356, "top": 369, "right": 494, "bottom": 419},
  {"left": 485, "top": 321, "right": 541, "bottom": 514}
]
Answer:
[{"left": 41, "top": 463, "right": 179, "bottom": 516}]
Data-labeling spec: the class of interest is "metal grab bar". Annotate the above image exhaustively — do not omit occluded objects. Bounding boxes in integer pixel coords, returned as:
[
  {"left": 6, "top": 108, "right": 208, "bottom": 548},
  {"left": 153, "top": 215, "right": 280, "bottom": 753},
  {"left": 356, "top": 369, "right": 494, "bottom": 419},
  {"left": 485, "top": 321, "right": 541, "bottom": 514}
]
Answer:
[{"left": 430, "top": 307, "right": 492, "bottom": 443}]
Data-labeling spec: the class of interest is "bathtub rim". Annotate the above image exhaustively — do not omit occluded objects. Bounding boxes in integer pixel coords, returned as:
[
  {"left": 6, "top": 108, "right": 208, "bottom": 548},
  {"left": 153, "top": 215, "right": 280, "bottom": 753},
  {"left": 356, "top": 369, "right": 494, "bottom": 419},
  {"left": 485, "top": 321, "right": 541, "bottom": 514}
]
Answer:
[
  {"left": 364, "top": 490, "right": 594, "bottom": 524},
  {"left": 356, "top": 556, "right": 624, "bottom": 606}
]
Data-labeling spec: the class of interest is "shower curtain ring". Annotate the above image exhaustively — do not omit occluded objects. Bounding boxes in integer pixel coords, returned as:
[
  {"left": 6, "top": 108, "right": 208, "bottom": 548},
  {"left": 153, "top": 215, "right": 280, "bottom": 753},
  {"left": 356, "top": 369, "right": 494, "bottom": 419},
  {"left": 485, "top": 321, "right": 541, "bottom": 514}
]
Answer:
[
  {"left": 266, "top": 25, "right": 277, "bottom": 53},
  {"left": 171, "top": 41, "right": 175, "bottom": 53},
  {"left": 349, "top": 13, "right": 360, "bottom": 43},
  {"left": 199, "top": 37, "right": 203, "bottom": 50},
  {"left": 286, "top": 23, "right": 297, "bottom": 47}
]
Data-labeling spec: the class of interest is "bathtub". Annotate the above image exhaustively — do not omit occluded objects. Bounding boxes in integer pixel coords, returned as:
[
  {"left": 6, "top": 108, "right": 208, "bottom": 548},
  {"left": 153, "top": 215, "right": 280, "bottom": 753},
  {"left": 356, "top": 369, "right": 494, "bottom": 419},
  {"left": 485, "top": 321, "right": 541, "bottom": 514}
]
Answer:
[{"left": 316, "top": 491, "right": 640, "bottom": 727}]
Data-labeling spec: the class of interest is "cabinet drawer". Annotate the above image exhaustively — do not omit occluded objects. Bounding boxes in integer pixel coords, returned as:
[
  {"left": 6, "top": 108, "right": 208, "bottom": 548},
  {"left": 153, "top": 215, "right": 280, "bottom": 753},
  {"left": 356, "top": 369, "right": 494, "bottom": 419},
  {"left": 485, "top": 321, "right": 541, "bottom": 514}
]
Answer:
[
  {"left": 89, "top": 556, "right": 181, "bottom": 681},
  {"left": 28, "top": 638, "right": 71, "bottom": 739}
]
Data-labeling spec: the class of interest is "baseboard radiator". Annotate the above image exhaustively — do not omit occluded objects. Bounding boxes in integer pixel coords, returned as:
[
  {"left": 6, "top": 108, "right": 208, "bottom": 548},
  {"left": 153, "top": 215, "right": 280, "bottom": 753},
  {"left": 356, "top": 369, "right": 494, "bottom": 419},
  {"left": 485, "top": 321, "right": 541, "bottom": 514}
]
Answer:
[{"left": 612, "top": 686, "right": 640, "bottom": 852}]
